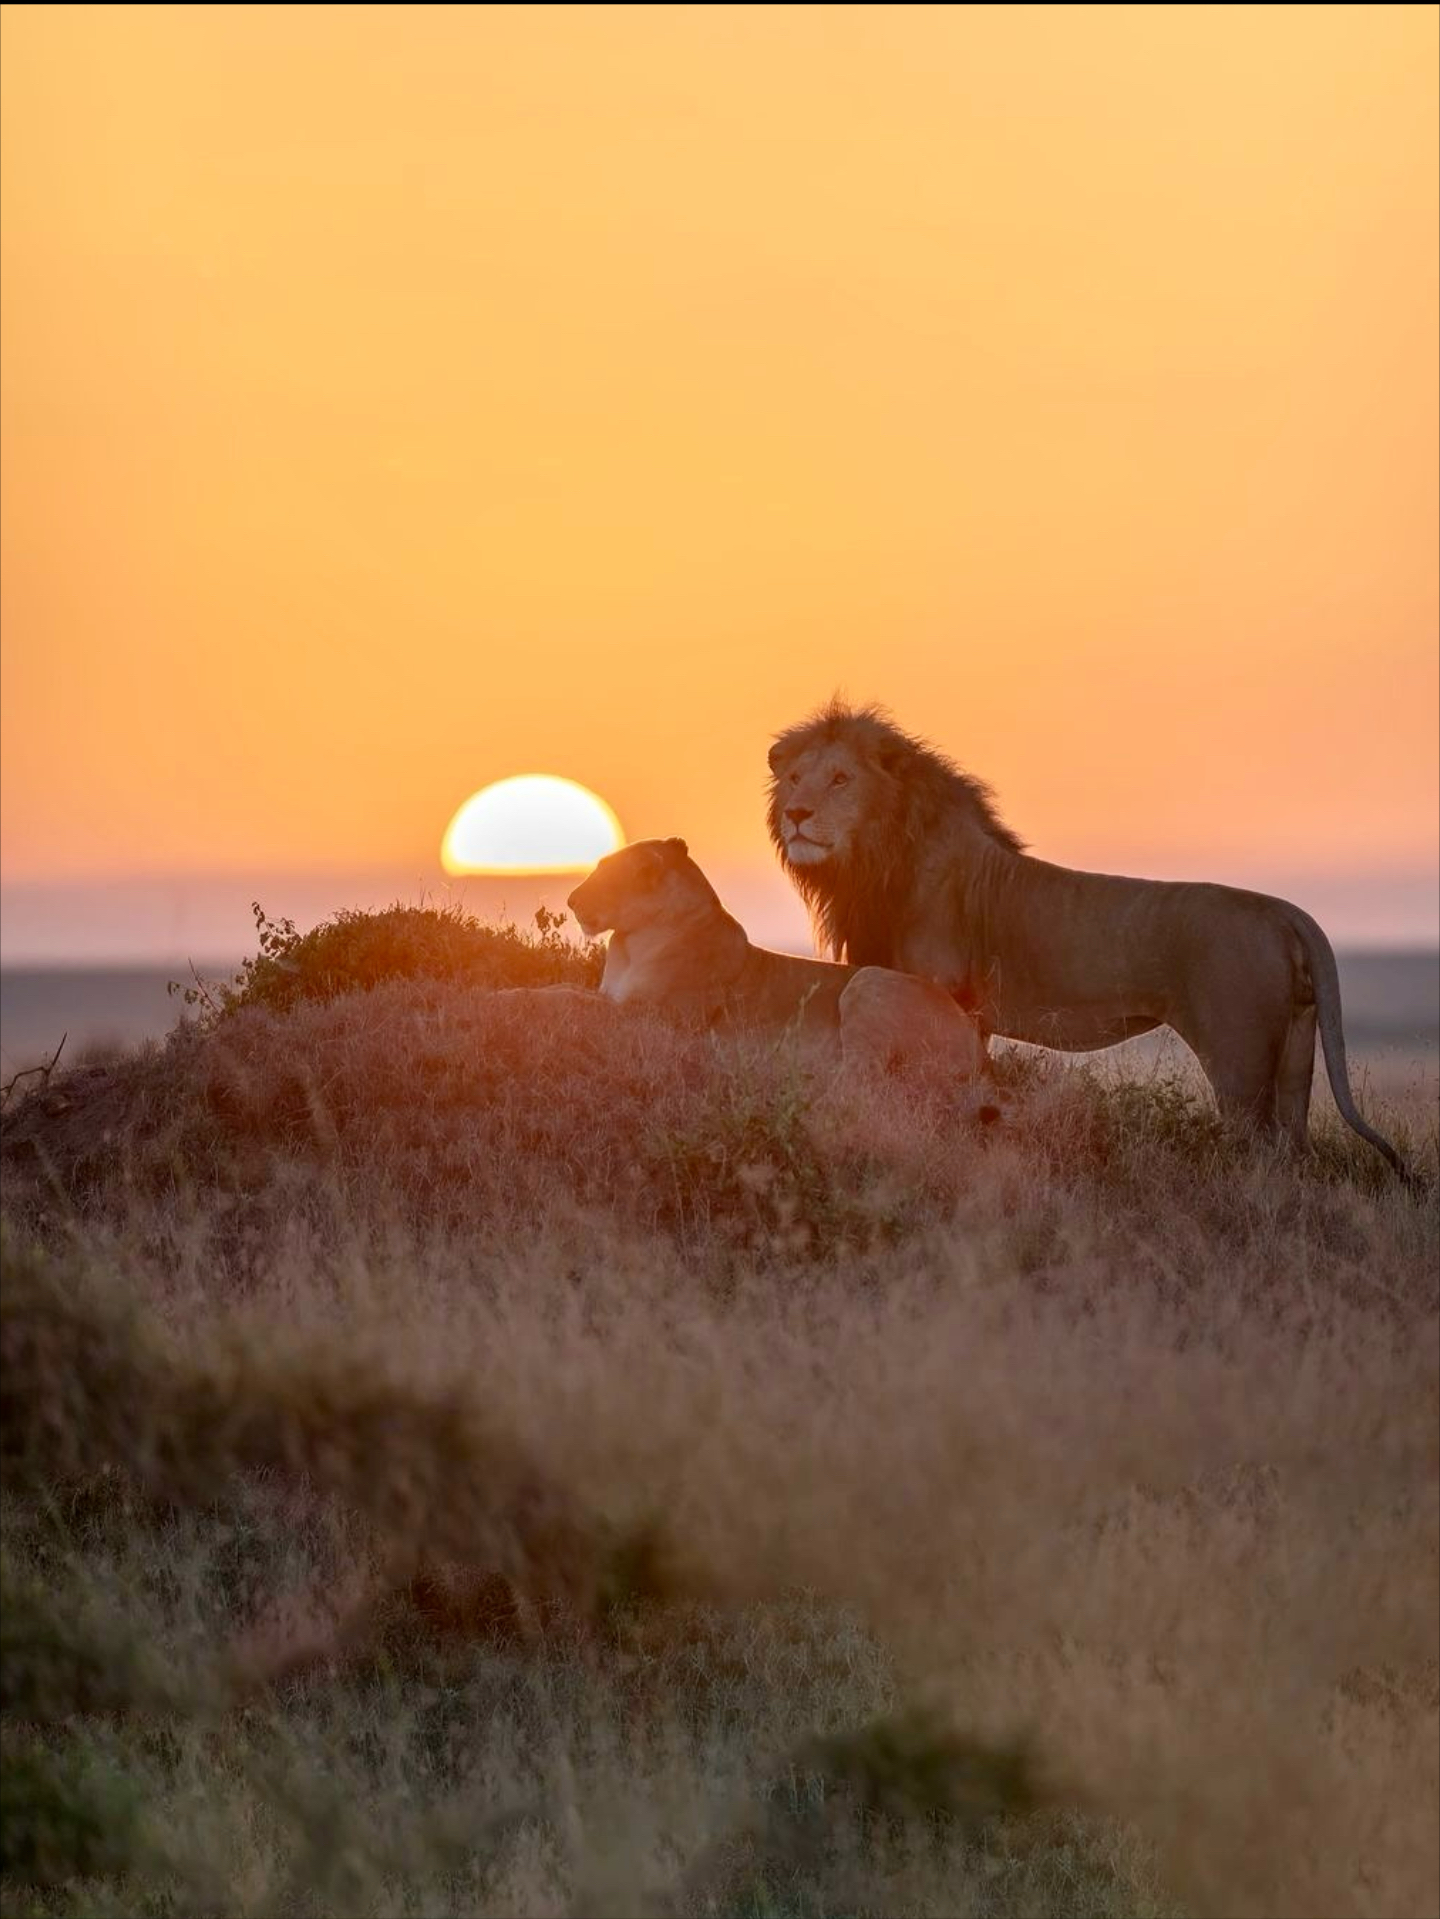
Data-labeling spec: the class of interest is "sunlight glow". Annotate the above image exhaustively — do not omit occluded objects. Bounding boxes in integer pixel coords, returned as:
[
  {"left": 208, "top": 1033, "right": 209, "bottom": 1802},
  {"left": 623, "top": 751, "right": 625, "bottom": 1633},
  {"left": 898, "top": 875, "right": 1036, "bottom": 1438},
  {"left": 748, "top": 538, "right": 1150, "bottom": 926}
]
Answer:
[{"left": 440, "top": 775, "right": 624, "bottom": 876}]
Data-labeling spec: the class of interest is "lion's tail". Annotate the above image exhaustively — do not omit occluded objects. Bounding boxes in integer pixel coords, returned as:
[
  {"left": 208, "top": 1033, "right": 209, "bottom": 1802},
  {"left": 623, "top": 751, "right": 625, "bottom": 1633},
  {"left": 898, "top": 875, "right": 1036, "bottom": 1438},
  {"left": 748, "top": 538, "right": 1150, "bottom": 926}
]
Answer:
[{"left": 1289, "top": 906, "right": 1414, "bottom": 1186}]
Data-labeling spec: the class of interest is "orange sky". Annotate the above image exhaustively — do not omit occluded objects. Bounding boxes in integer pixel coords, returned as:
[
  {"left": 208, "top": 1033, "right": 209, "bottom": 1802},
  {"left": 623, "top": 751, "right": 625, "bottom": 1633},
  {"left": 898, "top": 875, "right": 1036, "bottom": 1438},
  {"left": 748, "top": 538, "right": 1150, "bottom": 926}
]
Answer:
[{"left": 1, "top": 4, "right": 1436, "bottom": 947}]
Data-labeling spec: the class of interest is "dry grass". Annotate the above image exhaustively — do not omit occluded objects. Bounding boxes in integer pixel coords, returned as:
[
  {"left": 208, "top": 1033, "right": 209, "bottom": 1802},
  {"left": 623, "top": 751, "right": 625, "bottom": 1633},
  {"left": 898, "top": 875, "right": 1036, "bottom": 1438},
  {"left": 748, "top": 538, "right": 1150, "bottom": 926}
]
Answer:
[{"left": 2, "top": 914, "right": 1437, "bottom": 1919}]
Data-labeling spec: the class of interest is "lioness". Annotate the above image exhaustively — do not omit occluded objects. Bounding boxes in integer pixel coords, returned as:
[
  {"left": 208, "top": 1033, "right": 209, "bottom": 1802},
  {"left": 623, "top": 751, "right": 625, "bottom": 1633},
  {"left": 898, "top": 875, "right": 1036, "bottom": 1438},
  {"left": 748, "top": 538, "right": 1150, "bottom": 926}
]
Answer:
[
  {"left": 767, "top": 700, "right": 1410, "bottom": 1179},
  {"left": 566, "top": 837, "right": 988, "bottom": 1087}
]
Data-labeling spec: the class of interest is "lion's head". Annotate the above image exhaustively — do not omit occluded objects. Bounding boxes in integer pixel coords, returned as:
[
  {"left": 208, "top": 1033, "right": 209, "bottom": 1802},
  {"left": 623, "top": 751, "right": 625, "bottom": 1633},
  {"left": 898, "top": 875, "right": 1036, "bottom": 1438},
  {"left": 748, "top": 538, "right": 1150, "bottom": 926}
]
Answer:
[
  {"left": 566, "top": 838, "right": 705, "bottom": 939},
  {"left": 765, "top": 729, "right": 878, "bottom": 872},
  {"left": 766, "top": 699, "right": 1023, "bottom": 964}
]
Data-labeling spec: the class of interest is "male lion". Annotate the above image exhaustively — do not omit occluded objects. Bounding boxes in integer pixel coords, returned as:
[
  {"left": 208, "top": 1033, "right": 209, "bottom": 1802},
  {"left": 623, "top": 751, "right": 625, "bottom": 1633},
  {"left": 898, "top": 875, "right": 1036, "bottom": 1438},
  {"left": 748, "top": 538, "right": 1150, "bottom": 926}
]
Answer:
[
  {"left": 566, "top": 837, "right": 990, "bottom": 1091},
  {"left": 767, "top": 700, "right": 1409, "bottom": 1179}
]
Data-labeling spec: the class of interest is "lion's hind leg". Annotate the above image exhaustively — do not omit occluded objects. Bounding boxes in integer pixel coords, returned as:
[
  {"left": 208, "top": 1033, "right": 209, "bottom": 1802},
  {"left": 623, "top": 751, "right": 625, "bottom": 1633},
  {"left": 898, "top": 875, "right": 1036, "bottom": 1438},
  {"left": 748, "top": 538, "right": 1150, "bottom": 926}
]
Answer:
[
  {"left": 1183, "top": 1018, "right": 1284, "bottom": 1137},
  {"left": 1275, "top": 1002, "right": 1318, "bottom": 1150},
  {"left": 838, "top": 968, "right": 989, "bottom": 1097}
]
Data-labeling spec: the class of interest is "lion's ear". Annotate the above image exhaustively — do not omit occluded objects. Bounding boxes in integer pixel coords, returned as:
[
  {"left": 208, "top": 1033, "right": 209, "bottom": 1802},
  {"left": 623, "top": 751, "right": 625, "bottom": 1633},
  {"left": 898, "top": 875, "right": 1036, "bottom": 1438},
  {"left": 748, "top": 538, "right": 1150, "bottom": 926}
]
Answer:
[
  {"left": 766, "top": 743, "right": 786, "bottom": 773},
  {"left": 664, "top": 837, "right": 689, "bottom": 862}
]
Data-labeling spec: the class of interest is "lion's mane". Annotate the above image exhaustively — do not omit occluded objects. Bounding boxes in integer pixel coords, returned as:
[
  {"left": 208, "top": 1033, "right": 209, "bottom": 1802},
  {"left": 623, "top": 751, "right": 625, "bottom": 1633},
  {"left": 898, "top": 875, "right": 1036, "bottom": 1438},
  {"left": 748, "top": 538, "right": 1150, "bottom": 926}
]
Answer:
[{"left": 766, "top": 699, "right": 1024, "bottom": 966}]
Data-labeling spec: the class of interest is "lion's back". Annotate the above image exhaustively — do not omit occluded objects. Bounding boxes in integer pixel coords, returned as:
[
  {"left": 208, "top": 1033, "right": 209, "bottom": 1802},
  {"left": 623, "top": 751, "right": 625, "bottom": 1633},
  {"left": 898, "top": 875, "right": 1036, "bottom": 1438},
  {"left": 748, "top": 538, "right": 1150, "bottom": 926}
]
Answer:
[
  {"left": 730, "top": 948, "right": 850, "bottom": 1032},
  {"left": 838, "top": 967, "right": 987, "bottom": 1078}
]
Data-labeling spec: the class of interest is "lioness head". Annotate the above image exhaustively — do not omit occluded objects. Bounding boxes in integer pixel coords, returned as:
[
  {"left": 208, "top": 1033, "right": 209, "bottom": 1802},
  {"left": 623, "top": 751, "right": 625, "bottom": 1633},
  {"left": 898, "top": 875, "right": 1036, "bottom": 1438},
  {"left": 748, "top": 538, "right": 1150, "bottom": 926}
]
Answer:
[{"left": 566, "top": 838, "right": 704, "bottom": 938}]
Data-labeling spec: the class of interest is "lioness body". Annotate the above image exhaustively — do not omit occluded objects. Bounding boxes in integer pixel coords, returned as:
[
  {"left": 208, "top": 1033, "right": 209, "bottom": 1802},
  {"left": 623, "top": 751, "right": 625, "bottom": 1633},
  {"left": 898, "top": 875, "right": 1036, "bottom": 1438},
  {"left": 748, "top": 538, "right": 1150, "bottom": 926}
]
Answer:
[
  {"left": 767, "top": 701, "right": 1408, "bottom": 1178},
  {"left": 567, "top": 838, "right": 986, "bottom": 1082}
]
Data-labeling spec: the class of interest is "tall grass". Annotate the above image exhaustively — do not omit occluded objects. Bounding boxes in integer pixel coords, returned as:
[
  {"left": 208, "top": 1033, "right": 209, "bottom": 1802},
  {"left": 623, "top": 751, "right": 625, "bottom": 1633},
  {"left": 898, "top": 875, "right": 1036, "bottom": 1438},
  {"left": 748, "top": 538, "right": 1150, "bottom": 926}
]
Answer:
[{"left": 2, "top": 910, "right": 1436, "bottom": 1918}]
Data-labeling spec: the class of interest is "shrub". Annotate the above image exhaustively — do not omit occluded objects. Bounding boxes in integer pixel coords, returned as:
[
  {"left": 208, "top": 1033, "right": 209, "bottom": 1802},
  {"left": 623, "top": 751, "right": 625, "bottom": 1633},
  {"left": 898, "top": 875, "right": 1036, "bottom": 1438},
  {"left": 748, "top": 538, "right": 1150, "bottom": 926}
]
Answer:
[
  {"left": 174, "top": 899, "right": 602, "bottom": 1022},
  {"left": 0, "top": 1552, "right": 178, "bottom": 1725},
  {"left": 0, "top": 1737, "right": 143, "bottom": 1887}
]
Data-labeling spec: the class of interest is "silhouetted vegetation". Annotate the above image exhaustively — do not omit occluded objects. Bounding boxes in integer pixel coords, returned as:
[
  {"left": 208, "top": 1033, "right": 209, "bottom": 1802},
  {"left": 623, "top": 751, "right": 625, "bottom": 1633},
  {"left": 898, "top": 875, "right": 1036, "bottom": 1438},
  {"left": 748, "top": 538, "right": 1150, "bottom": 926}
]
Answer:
[{"left": 172, "top": 898, "right": 601, "bottom": 1022}]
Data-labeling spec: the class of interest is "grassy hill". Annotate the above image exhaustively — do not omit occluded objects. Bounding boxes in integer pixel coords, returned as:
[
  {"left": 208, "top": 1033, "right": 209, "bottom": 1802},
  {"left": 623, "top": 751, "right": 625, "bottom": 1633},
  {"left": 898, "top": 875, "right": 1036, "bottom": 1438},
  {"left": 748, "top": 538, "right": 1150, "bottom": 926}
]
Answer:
[{"left": 2, "top": 905, "right": 1436, "bottom": 1919}]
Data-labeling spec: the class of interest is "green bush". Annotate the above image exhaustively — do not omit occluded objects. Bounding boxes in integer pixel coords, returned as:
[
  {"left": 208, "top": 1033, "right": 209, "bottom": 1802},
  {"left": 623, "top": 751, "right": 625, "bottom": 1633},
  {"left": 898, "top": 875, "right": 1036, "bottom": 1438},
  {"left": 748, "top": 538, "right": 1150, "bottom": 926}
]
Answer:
[
  {"left": 682, "top": 1712, "right": 1052, "bottom": 1917},
  {"left": 0, "top": 1238, "right": 163, "bottom": 1497},
  {"left": 174, "top": 900, "right": 602, "bottom": 1023},
  {"left": 0, "top": 1738, "right": 143, "bottom": 1887},
  {"left": 797, "top": 1709, "right": 1040, "bottom": 1832},
  {"left": 0, "top": 1555, "right": 174, "bottom": 1725}
]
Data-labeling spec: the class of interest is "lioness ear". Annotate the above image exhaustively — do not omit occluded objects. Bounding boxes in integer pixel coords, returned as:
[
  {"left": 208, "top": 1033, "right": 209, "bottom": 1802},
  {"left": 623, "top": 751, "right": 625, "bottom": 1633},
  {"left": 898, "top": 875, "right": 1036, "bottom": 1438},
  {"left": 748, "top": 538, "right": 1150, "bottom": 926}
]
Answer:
[{"left": 664, "top": 837, "right": 688, "bottom": 862}]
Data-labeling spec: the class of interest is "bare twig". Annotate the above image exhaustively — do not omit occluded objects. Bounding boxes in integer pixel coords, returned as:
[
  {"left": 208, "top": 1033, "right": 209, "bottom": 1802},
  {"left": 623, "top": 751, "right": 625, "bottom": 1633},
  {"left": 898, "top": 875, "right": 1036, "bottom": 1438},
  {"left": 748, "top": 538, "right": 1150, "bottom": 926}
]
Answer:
[
  {"left": 168, "top": 959, "right": 226, "bottom": 1021},
  {"left": 1, "top": 1031, "right": 67, "bottom": 1111}
]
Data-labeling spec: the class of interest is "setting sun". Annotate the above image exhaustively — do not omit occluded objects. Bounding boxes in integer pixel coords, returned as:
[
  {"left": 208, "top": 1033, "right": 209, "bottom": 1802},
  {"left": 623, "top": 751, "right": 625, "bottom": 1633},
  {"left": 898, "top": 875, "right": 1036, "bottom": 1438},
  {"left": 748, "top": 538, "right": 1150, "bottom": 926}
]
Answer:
[{"left": 440, "top": 775, "right": 624, "bottom": 877}]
